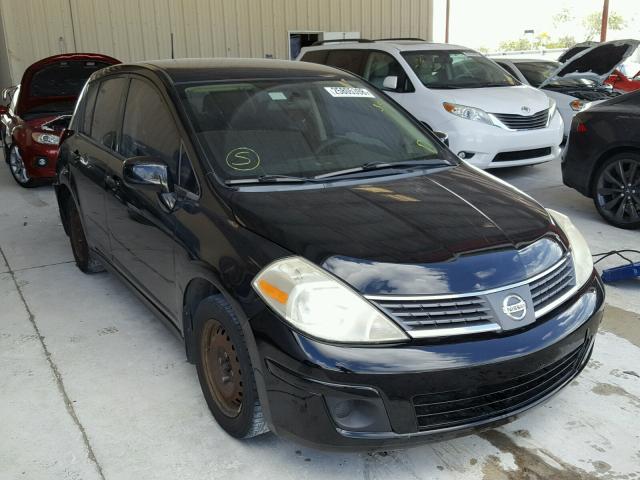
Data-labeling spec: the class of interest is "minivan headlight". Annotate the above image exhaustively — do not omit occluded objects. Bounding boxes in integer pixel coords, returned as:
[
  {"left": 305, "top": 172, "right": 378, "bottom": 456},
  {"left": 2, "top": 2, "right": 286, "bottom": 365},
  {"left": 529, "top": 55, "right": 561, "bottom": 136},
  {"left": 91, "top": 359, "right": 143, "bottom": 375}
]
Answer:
[
  {"left": 443, "top": 102, "right": 494, "bottom": 126},
  {"left": 547, "top": 209, "right": 593, "bottom": 287},
  {"left": 253, "top": 257, "right": 408, "bottom": 343}
]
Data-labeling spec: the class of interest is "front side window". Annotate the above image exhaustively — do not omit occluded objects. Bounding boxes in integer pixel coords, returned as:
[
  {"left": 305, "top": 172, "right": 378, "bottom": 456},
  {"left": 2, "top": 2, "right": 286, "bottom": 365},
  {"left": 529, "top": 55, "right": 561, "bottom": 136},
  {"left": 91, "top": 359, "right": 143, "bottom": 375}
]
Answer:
[
  {"left": 91, "top": 77, "right": 128, "bottom": 150},
  {"left": 363, "top": 52, "right": 413, "bottom": 92},
  {"left": 120, "top": 78, "right": 180, "bottom": 179},
  {"left": 179, "top": 77, "right": 450, "bottom": 181},
  {"left": 402, "top": 50, "right": 519, "bottom": 89}
]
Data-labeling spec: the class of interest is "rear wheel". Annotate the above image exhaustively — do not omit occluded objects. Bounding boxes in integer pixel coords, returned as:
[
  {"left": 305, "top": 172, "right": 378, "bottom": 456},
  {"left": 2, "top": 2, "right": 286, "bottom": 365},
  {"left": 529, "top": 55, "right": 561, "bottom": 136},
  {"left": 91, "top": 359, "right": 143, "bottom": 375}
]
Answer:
[
  {"left": 194, "top": 295, "right": 268, "bottom": 439},
  {"left": 66, "top": 198, "right": 105, "bottom": 273},
  {"left": 8, "top": 145, "right": 36, "bottom": 188},
  {"left": 593, "top": 153, "right": 640, "bottom": 229}
]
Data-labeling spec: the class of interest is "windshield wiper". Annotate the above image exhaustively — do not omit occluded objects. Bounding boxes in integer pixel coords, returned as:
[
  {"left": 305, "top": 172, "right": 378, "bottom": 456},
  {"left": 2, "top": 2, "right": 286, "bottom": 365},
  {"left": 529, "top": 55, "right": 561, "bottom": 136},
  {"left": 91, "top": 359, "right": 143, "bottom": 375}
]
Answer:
[
  {"left": 225, "top": 174, "right": 315, "bottom": 185},
  {"left": 313, "top": 159, "right": 452, "bottom": 180}
]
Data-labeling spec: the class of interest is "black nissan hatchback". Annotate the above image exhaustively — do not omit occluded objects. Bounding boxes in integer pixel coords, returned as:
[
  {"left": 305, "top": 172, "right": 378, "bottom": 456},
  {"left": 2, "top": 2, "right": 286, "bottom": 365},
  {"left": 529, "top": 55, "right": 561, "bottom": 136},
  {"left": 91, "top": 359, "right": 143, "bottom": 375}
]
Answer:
[{"left": 55, "top": 59, "right": 604, "bottom": 449}]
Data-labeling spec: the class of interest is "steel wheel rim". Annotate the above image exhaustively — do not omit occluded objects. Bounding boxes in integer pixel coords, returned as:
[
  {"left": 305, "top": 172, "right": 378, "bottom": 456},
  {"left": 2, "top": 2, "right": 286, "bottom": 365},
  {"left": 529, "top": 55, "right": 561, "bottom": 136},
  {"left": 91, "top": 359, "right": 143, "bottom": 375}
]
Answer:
[
  {"left": 201, "top": 319, "right": 243, "bottom": 418},
  {"left": 596, "top": 158, "right": 640, "bottom": 224},
  {"left": 9, "top": 147, "right": 29, "bottom": 184}
]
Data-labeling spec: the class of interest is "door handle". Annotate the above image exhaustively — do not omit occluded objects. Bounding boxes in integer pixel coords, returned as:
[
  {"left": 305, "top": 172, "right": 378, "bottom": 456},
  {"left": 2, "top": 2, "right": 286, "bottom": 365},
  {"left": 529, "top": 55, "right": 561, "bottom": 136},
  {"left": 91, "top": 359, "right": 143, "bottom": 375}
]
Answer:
[{"left": 104, "top": 175, "right": 121, "bottom": 190}]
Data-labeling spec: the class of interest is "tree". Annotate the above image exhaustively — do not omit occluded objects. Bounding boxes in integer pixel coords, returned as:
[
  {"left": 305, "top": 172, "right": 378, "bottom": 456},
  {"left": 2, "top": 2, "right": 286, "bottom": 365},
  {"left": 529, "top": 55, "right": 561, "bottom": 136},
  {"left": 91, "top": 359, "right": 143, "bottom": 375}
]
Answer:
[
  {"left": 583, "top": 11, "right": 626, "bottom": 40},
  {"left": 553, "top": 8, "right": 575, "bottom": 27},
  {"left": 498, "top": 38, "right": 533, "bottom": 52},
  {"left": 545, "top": 35, "right": 577, "bottom": 49}
]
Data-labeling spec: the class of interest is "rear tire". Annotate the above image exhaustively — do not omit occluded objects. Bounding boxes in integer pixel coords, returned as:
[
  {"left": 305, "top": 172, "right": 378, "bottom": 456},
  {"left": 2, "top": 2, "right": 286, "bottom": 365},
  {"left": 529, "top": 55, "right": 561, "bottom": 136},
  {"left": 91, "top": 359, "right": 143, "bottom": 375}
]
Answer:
[
  {"left": 66, "top": 198, "right": 105, "bottom": 273},
  {"left": 593, "top": 152, "right": 640, "bottom": 230},
  {"left": 194, "top": 295, "right": 268, "bottom": 439}
]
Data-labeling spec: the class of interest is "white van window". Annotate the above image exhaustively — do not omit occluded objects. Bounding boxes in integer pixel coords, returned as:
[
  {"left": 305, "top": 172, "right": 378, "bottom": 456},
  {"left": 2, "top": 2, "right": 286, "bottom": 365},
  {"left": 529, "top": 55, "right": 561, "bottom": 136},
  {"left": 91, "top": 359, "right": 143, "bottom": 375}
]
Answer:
[
  {"left": 402, "top": 50, "right": 519, "bottom": 89},
  {"left": 363, "top": 52, "right": 413, "bottom": 92}
]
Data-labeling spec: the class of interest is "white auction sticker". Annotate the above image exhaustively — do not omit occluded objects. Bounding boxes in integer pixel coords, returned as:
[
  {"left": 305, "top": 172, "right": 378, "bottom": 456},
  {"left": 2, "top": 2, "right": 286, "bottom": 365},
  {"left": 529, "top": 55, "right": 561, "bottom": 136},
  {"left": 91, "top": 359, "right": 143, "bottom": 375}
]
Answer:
[{"left": 324, "top": 86, "right": 375, "bottom": 98}]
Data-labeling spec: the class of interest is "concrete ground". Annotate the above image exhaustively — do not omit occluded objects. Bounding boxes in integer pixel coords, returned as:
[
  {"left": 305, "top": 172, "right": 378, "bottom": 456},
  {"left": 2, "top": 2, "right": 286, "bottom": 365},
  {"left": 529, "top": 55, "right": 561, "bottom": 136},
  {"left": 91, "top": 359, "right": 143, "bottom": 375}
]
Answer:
[{"left": 0, "top": 157, "right": 638, "bottom": 480}]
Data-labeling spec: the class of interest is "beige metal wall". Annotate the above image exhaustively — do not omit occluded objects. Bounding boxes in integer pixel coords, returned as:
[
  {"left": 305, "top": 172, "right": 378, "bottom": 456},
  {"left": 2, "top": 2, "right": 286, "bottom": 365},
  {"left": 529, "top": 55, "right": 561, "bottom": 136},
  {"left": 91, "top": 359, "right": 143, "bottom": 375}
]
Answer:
[{"left": 0, "top": 0, "right": 433, "bottom": 87}]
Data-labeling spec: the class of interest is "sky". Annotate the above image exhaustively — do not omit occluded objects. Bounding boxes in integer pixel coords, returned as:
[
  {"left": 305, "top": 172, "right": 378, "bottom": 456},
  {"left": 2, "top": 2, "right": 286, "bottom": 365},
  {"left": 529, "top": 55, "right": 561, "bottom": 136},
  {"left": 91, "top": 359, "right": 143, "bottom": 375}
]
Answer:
[{"left": 432, "top": 0, "right": 640, "bottom": 53}]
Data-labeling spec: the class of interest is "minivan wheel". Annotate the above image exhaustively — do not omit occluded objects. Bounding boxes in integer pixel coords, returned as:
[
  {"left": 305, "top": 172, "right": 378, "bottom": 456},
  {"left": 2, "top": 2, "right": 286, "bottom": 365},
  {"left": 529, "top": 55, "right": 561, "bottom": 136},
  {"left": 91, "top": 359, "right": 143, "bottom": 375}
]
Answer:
[
  {"left": 8, "top": 145, "right": 36, "bottom": 188},
  {"left": 194, "top": 295, "right": 268, "bottom": 439},
  {"left": 593, "top": 153, "right": 640, "bottom": 229},
  {"left": 66, "top": 198, "right": 105, "bottom": 273}
]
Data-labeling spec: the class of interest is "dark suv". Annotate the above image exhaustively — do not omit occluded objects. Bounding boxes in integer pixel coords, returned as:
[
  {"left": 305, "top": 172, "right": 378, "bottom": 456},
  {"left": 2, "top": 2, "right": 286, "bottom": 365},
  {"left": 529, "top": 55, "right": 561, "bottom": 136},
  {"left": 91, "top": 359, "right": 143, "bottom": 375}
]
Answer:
[{"left": 55, "top": 59, "right": 604, "bottom": 450}]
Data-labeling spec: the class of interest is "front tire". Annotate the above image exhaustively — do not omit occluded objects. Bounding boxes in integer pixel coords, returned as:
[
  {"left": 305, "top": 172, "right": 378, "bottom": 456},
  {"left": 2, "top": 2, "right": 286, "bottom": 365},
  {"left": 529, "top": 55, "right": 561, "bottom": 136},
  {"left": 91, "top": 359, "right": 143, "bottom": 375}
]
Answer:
[
  {"left": 66, "top": 198, "right": 105, "bottom": 273},
  {"left": 8, "top": 145, "right": 36, "bottom": 188},
  {"left": 194, "top": 295, "right": 268, "bottom": 439},
  {"left": 593, "top": 152, "right": 640, "bottom": 229}
]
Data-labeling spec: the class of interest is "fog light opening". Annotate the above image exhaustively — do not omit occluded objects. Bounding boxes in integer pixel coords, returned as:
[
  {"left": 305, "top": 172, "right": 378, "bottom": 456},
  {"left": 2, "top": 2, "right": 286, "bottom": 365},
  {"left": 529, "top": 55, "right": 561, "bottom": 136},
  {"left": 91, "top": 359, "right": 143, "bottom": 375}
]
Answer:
[
  {"left": 36, "top": 157, "right": 48, "bottom": 167},
  {"left": 325, "top": 395, "right": 391, "bottom": 433},
  {"left": 458, "top": 151, "right": 475, "bottom": 159}
]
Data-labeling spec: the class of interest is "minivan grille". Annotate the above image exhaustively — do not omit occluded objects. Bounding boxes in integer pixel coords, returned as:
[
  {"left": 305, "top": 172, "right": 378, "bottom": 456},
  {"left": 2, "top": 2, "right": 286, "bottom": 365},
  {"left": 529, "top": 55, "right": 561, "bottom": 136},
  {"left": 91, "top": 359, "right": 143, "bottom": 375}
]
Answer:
[
  {"left": 493, "top": 108, "right": 549, "bottom": 130},
  {"left": 412, "top": 341, "right": 588, "bottom": 431},
  {"left": 370, "top": 296, "right": 497, "bottom": 335},
  {"left": 528, "top": 255, "right": 575, "bottom": 311},
  {"left": 493, "top": 147, "right": 551, "bottom": 162}
]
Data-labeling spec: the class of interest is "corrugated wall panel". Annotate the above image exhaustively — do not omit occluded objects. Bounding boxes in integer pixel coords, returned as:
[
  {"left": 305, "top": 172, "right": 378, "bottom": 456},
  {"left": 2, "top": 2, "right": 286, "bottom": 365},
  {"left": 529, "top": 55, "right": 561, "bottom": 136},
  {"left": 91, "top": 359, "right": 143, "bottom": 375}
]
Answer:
[{"left": 0, "top": 0, "right": 433, "bottom": 86}]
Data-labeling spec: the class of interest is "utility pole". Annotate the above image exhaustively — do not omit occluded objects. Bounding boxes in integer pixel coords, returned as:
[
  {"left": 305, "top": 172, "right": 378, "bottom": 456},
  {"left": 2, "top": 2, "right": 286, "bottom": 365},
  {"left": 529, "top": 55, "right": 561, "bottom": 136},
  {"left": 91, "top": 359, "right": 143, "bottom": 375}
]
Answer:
[
  {"left": 445, "top": 0, "right": 450, "bottom": 43},
  {"left": 600, "top": 0, "right": 610, "bottom": 42}
]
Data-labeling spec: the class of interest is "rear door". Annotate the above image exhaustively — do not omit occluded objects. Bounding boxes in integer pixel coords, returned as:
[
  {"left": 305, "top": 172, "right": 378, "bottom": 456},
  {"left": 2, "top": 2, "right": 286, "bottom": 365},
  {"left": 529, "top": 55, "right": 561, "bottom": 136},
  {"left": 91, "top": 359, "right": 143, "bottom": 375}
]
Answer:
[
  {"left": 105, "top": 76, "right": 181, "bottom": 319},
  {"left": 69, "top": 77, "right": 128, "bottom": 256}
]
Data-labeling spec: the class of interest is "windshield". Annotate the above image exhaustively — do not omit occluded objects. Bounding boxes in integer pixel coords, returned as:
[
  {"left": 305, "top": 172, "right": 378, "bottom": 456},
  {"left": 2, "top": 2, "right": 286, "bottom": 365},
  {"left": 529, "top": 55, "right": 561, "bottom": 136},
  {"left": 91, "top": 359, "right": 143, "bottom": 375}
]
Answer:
[
  {"left": 179, "top": 78, "right": 450, "bottom": 181},
  {"left": 402, "top": 50, "right": 519, "bottom": 89},
  {"left": 514, "top": 61, "right": 560, "bottom": 87}
]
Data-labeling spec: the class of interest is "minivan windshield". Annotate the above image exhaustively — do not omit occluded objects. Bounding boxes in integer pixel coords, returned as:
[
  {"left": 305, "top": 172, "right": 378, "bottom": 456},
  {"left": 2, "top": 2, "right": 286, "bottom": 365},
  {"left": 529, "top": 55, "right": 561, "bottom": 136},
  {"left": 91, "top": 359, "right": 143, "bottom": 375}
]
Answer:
[
  {"left": 402, "top": 50, "right": 519, "bottom": 89},
  {"left": 178, "top": 78, "right": 451, "bottom": 182}
]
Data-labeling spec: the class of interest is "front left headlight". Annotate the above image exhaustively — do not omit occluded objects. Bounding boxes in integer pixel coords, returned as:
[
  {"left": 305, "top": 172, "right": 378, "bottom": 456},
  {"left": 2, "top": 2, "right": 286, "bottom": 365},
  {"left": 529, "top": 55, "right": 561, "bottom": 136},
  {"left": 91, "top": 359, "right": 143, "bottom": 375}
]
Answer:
[
  {"left": 252, "top": 256, "right": 408, "bottom": 343},
  {"left": 547, "top": 209, "right": 593, "bottom": 287},
  {"left": 443, "top": 102, "right": 494, "bottom": 126},
  {"left": 32, "top": 132, "right": 60, "bottom": 145}
]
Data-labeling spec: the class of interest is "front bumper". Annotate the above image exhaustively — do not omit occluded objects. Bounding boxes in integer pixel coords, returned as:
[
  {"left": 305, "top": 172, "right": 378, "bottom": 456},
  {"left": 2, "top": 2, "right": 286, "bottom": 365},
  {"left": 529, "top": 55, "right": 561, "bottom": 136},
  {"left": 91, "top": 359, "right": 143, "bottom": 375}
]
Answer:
[
  {"left": 252, "top": 274, "right": 604, "bottom": 450},
  {"left": 443, "top": 112, "right": 564, "bottom": 170},
  {"left": 17, "top": 141, "right": 58, "bottom": 179}
]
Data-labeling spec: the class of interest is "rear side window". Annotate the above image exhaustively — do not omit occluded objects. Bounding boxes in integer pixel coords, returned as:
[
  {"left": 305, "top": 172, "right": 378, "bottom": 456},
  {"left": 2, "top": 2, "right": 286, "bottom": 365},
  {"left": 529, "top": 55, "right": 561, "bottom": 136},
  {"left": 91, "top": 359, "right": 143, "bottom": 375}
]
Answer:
[
  {"left": 300, "top": 50, "right": 329, "bottom": 64},
  {"left": 91, "top": 77, "right": 128, "bottom": 150},
  {"left": 325, "top": 50, "right": 367, "bottom": 76},
  {"left": 120, "top": 78, "right": 180, "bottom": 180}
]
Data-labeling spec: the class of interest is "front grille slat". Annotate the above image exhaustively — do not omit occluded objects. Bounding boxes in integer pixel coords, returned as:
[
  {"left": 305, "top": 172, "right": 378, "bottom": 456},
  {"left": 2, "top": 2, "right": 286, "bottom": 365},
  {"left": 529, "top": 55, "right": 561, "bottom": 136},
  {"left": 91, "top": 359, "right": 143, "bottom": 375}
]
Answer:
[
  {"left": 412, "top": 343, "right": 587, "bottom": 431},
  {"left": 492, "top": 108, "right": 549, "bottom": 130},
  {"left": 529, "top": 255, "right": 576, "bottom": 311}
]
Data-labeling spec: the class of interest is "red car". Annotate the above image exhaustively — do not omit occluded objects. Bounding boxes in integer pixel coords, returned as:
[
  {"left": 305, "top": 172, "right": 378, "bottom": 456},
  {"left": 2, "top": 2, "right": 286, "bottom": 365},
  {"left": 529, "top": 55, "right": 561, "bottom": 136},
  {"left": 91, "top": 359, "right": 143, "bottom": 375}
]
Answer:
[
  {"left": 0, "top": 53, "right": 119, "bottom": 187},
  {"left": 605, "top": 69, "right": 640, "bottom": 93}
]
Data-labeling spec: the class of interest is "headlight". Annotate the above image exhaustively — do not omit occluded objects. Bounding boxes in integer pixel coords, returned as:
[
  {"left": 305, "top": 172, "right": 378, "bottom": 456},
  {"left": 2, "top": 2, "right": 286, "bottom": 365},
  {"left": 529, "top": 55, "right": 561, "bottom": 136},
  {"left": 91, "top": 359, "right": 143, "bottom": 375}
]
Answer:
[
  {"left": 547, "top": 209, "right": 593, "bottom": 287},
  {"left": 547, "top": 98, "right": 557, "bottom": 126},
  {"left": 570, "top": 99, "right": 592, "bottom": 111},
  {"left": 443, "top": 102, "right": 494, "bottom": 126},
  {"left": 252, "top": 257, "right": 408, "bottom": 343},
  {"left": 32, "top": 132, "right": 60, "bottom": 145}
]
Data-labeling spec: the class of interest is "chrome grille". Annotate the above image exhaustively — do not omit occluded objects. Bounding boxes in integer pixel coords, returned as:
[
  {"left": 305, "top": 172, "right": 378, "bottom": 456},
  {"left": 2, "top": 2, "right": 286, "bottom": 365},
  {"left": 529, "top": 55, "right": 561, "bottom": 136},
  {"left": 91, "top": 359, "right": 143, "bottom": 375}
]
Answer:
[
  {"left": 493, "top": 108, "right": 549, "bottom": 130},
  {"left": 528, "top": 254, "right": 576, "bottom": 313},
  {"left": 369, "top": 296, "right": 499, "bottom": 337}
]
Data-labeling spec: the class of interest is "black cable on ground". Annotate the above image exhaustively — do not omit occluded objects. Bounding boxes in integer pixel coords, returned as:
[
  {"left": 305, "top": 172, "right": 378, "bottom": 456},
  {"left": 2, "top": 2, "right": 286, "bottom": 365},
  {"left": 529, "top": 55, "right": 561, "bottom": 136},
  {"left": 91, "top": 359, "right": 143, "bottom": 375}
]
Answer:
[{"left": 592, "top": 249, "right": 640, "bottom": 265}]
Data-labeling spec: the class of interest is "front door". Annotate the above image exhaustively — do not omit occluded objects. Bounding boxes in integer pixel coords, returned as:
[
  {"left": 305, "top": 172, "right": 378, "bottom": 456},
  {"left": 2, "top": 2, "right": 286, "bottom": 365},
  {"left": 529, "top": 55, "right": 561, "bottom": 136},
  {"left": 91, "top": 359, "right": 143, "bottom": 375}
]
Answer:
[{"left": 105, "top": 77, "right": 181, "bottom": 320}]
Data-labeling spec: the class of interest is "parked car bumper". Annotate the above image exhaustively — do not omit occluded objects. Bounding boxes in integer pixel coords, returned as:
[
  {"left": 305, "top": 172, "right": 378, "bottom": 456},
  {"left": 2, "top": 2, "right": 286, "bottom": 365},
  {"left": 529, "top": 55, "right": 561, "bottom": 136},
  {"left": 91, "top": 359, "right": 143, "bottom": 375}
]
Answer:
[
  {"left": 442, "top": 112, "right": 564, "bottom": 170},
  {"left": 18, "top": 142, "right": 58, "bottom": 179},
  {"left": 253, "top": 273, "right": 604, "bottom": 450}
]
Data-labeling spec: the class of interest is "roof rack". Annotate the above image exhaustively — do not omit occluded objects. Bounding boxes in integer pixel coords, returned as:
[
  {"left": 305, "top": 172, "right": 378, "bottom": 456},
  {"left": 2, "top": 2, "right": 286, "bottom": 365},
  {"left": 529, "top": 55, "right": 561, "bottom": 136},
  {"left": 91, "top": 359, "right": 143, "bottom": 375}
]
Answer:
[
  {"left": 311, "top": 38, "right": 374, "bottom": 46},
  {"left": 376, "top": 37, "right": 426, "bottom": 42}
]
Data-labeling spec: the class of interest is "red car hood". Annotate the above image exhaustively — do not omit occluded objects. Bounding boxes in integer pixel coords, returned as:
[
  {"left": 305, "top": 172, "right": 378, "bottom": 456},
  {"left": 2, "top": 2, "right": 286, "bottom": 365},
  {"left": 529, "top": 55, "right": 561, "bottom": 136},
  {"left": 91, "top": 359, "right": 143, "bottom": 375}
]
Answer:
[{"left": 17, "top": 53, "right": 120, "bottom": 116}]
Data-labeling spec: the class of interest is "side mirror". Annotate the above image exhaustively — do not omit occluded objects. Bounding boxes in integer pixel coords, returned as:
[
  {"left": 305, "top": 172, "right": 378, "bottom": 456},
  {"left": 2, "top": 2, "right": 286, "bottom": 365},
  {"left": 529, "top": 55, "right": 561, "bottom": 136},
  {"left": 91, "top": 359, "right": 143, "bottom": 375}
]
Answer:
[
  {"left": 0, "top": 105, "right": 7, "bottom": 115},
  {"left": 122, "top": 156, "right": 176, "bottom": 209},
  {"left": 382, "top": 75, "right": 399, "bottom": 91},
  {"left": 433, "top": 131, "right": 449, "bottom": 147}
]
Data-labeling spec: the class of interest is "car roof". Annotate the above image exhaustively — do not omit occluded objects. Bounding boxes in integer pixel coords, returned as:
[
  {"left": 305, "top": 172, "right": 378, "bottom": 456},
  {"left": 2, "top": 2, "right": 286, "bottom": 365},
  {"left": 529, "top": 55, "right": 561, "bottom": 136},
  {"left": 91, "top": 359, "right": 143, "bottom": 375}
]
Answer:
[
  {"left": 97, "top": 58, "right": 354, "bottom": 84},
  {"left": 301, "top": 40, "right": 472, "bottom": 54}
]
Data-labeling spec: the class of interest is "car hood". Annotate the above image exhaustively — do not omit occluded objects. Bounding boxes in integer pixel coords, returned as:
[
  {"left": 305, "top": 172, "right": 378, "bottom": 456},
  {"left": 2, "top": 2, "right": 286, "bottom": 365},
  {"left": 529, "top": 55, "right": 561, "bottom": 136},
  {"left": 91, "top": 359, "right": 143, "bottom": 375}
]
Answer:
[
  {"left": 430, "top": 85, "right": 550, "bottom": 115},
  {"left": 230, "top": 164, "right": 566, "bottom": 295},
  {"left": 540, "top": 39, "right": 640, "bottom": 88}
]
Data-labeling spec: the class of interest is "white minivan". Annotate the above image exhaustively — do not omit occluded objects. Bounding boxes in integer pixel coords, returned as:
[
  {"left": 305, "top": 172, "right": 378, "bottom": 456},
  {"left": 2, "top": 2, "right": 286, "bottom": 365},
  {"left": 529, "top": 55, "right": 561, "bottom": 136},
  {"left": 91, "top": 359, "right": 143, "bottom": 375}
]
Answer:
[{"left": 299, "top": 40, "right": 564, "bottom": 169}]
